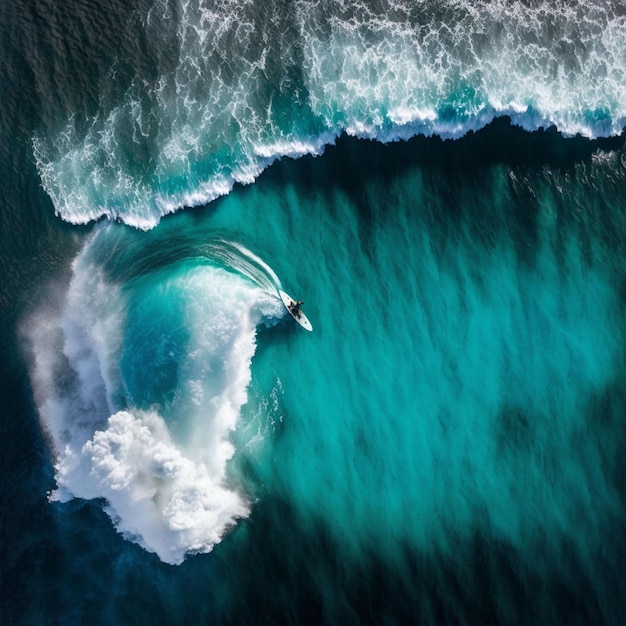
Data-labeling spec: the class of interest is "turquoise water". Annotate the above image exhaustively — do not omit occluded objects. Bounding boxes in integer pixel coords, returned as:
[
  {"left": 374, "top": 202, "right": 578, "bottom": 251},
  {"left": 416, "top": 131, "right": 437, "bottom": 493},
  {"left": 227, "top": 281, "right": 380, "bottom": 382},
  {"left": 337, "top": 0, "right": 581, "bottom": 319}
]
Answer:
[
  {"left": 244, "top": 167, "right": 625, "bottom": 565},
  {"left": 11, "top": 132, "right": 626, "bottom": 624},
  {"left": 23, "top": 132, "right": 626, "bottom": 604},
  {"left": 4, "top": 0, "right": 626, "bottom": 623}
]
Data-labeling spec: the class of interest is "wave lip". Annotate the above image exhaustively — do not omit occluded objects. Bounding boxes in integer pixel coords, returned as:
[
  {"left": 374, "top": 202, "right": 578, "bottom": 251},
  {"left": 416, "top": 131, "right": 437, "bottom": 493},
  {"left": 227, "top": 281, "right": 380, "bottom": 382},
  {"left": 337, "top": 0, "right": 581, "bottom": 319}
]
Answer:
[{"left": 23, "top": 230, "right": 283, "bottom": 564}]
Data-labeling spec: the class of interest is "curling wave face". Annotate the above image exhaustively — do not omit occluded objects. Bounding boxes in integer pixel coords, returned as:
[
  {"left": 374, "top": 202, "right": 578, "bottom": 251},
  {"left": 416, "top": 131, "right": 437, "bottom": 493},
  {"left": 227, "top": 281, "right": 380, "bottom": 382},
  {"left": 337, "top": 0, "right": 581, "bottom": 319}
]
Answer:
[
  {"left": 32, "top": 0, "right": 626, "bottom": 228},
  {"left": 24, "top": 227, "right": 284, "bottom": 564}
]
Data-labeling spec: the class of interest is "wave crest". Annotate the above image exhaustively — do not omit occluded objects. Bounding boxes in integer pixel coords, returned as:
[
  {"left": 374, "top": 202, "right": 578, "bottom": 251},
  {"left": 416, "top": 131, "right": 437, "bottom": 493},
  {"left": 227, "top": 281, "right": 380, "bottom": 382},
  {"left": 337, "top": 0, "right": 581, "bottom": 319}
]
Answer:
[
  {"left": 23, "top": 229, "right": 284, "bottom": 564},
  {"left": 33, "top": 0, "right": 626, "bottom": 228}
]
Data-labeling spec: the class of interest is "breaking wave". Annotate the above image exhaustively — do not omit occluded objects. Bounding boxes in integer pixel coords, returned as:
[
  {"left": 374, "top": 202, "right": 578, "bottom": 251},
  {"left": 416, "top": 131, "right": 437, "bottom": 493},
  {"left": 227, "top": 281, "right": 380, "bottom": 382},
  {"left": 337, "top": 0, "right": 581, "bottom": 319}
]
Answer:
[
  {"left": 23, "top": 227, "right": 284, "bottom": 564},
  {"left": 32, "top": 0, "right": 626, "bottom": 229}
]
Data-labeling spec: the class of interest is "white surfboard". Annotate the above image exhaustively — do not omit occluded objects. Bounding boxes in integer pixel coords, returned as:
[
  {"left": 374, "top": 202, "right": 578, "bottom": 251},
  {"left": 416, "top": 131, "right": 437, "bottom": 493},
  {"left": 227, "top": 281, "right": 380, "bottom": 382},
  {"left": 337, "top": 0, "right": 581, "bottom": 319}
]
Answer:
[{"left": 278, "top": 289, "right": 313, "bottom": 332}]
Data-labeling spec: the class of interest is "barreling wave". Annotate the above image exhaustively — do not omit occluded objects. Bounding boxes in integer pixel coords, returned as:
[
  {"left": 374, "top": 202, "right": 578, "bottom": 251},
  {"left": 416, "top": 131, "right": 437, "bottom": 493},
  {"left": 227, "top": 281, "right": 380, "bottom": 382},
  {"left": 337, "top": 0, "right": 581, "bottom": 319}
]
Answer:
[
  {"left": 22, "top": 226, "right": 284, "bottom": 564},
  {"left": 33, "top": 0, "right": 626, "bottom": 228}
]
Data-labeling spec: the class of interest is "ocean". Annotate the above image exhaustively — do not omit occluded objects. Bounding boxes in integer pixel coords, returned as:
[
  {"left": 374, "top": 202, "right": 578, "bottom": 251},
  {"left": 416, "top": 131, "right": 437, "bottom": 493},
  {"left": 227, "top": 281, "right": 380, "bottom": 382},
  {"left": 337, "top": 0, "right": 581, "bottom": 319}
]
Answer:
[{"left": 2, "top": 1, "right": 626, "bottom": 624}]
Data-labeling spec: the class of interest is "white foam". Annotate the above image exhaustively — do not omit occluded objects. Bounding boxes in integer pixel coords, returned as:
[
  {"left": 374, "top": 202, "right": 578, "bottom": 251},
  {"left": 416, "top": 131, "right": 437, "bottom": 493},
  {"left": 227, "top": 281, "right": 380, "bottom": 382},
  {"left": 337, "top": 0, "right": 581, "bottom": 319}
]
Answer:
[
  {"left": 252, "top": 135, "right": 331, "bottom": 161},
  {"left": 54, "top": 408, "right": 250, "bottom": 563},
  {"left": 33, "top": 0, "right": 626, "bottom": 228},
  {"left": 299, "top": 0, "right": 626, "bottom": 141},
  {"left": 23, "top": 231, "right": 284, "bottom": 564}
]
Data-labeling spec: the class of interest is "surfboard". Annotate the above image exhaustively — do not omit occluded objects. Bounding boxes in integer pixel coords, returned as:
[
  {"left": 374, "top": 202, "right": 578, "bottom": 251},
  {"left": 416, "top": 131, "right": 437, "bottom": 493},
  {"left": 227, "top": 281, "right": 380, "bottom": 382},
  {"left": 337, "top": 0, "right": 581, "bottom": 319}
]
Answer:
[{"left": 278, "top": 289, "right": 313, "bottom": 332}]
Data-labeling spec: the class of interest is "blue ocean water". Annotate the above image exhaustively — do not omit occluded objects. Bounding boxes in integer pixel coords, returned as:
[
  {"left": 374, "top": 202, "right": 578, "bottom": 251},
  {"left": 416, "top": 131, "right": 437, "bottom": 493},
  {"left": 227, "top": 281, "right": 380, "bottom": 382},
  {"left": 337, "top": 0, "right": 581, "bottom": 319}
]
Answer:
[{"left": 3, "top": 1, "right": 626, "bottom": 624}]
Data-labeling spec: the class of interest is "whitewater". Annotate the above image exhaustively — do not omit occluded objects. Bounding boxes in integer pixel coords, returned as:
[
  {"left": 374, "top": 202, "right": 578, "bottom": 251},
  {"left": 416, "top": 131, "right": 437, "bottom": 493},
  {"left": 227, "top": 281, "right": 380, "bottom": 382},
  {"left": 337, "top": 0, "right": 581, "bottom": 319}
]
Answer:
[
  {"left": 32, "top": 0, "right": 626, "bottom": 229},
  {"left": 24, "top": 231, "right": 285, "bottom": 564}
]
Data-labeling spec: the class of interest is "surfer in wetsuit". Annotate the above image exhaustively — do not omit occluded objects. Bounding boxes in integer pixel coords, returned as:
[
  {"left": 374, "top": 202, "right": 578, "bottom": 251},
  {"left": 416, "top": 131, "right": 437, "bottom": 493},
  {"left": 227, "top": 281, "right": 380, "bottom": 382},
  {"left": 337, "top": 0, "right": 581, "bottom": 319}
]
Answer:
[{"left": 290, "top": 300, "right": 303, "bottom": 316}]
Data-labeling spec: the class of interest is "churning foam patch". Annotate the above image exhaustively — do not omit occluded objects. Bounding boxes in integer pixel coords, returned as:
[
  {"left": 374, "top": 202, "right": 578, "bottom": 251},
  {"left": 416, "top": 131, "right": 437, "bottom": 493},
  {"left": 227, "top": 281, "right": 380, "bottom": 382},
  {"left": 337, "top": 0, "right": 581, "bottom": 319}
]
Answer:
[
  {"left": 299, "top": 0, "right": 626, "bottom": 138},
  {"left": 33, "top": 119, "right": 333, "bottom": 231},
  {"left": 53, "top": 408, "right": 250, "bottom": 564},
  {"left": 23, "top": 230, "right": 284, "bottom": 564},
  {"left": 33, "top": 0, "right": 626, "bottom": 228}
]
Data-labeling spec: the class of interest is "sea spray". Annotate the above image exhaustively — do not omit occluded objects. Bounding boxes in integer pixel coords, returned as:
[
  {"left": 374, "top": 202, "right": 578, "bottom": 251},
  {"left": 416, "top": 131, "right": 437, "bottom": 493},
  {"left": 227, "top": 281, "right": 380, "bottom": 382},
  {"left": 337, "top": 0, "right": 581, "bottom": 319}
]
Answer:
[{"left": 24, "top": 226, "right": 284, "bottom": 564}]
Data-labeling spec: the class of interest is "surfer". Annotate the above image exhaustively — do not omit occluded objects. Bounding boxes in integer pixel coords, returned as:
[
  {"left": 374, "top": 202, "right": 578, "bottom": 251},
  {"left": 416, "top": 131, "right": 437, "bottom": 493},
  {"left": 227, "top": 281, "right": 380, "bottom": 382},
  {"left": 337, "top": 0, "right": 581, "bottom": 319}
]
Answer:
[{"left": 278, "top": 289, "right": 312, "bottom": 331}]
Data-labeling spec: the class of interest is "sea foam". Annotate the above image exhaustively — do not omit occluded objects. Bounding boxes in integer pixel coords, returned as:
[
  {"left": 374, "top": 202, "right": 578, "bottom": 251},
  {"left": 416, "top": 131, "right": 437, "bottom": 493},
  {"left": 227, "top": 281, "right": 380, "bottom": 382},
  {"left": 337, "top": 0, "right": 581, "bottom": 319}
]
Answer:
[
  {"left": 33, "top": 0, "right": 626, "bottom": 229},
  {"left": 24, "top": 228, "right": 284, "bottom": 564}
]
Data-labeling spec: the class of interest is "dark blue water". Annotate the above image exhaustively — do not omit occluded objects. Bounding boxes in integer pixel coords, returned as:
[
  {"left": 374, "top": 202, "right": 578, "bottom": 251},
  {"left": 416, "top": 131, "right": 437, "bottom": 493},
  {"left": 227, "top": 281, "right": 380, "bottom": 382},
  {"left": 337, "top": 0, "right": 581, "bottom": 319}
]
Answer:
[{"left": 3, "top": 1, "right": 626, "bottom": 625}]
